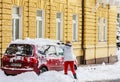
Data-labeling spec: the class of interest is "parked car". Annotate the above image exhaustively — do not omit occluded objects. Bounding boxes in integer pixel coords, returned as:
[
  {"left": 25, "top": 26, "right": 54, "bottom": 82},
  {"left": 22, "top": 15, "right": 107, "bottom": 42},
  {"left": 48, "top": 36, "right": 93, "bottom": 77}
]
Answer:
[{"left": 1, "top": 39, "right": 77, "bottom": 75}]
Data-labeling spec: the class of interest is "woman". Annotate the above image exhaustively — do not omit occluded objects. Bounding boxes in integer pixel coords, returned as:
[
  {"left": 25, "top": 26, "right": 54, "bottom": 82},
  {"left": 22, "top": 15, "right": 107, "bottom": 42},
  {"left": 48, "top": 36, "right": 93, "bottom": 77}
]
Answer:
[{"left": 59, "top": 41, "right": 77, "bottom": 79}]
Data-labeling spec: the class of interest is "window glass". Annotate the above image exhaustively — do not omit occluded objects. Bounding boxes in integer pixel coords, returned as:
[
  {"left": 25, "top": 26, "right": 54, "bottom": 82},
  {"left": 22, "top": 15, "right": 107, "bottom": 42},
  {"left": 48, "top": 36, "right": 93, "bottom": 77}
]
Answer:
[
  {"left": 73, "top": 15, "right": 77, "bottom": 20},
  {"left": 103, "top": 19, "right": 107, "bottom": 41},
  {"left": 5, "top": 44, "right": 33, "bottom": 56},
  {"left": 72, "top": 14, "right": 78, "bottom": 41},
  {"left": 98, "top": 17, "right": 107, "bottom": 42},
  {"left": 57, "top": 22, "right": 61, "bottom": 40},
  {"left": 98, "top": 17, "right": 102, "bottom": 41},
  {"left": 56, "top": 12, "right": 63, "bottom": 40},
  {"left": 38, "top": 21, "right": 43, "bottom": 38},
  {"left": 12, "top": 7, "right": 21, "bottom": 41},
  {"left": 73, "top": 23, "right": 77, "bottom": 40},
  {"left": 37, "top": 45, "right": 49, "bottom": 55},
  {"left": 12, "top": 7, "right": 19, "bottom": 14},
  {"left": 47, "top": 46, "right": 56, "bottom": 54},
  {"left": 36, "top": 10, "right": 44, "bottom": 38},
  {"left": 57, "top": 13, "right": 61, "bottom": 18},
  {"left": 56, "top": 46, "right": 63, "bottom": 56},
  {"left": 37, "top": 10, "right": 43, "bottom": 17},
  {"left": 15, "top": 19, "right": 20, "bottom": 39}
]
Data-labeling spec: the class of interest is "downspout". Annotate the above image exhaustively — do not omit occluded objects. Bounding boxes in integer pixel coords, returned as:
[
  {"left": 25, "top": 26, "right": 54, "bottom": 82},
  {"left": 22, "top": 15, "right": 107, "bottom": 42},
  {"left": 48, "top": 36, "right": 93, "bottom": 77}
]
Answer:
[
  {"left": 28, "top": 0, "right": 30, "bottom": 37},
  {"left": 81, "top": 0, "right": 86, "bottom": 64},
  {"left": 107, "top": 5, "right": 110, "bottom": 63},
  {"left": 0, "top": 1, "right": 2, "bottom": 67}
]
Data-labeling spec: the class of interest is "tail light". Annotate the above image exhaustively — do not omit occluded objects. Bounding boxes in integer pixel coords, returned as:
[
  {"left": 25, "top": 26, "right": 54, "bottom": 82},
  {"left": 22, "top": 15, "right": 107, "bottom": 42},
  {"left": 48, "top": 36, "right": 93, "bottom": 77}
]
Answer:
[
  {"left": 30, "top": 57, "right": 37, "bottom": 63},
  {"left": 2, "top": 56, "right": 9, "bottom": 62},
  {"left": 29, "top": 57, "right": 38, "bottom": 67},
  {"left": 2, "top": 56, "right": 10, "bottom": 66}
]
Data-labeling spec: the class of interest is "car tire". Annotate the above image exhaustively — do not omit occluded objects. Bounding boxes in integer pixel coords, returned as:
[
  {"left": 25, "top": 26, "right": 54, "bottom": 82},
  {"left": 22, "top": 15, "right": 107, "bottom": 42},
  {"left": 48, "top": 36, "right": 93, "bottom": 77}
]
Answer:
[
  {"left": 38, "top": 67, "right": 48, "bottom": 75},
  {"left": 4, "top": 72, "right": 10, "bottom": 76}
]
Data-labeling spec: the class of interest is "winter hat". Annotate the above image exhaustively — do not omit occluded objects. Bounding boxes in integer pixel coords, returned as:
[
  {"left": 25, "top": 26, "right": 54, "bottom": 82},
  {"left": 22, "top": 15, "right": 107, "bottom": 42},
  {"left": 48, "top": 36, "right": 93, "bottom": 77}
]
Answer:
[{"left": 65, "top": 41, "right": 72, "bottom": 46}]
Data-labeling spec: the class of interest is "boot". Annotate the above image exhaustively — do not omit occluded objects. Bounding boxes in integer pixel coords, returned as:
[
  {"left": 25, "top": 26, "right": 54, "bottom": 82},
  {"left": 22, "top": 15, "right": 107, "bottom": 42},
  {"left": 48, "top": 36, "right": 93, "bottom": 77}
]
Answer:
[
  {"left": 73, "top": 73, "right": 77, "bottom": 79},
  {"left": 64, "top": 73, "right": 67, "bottom": 75}
]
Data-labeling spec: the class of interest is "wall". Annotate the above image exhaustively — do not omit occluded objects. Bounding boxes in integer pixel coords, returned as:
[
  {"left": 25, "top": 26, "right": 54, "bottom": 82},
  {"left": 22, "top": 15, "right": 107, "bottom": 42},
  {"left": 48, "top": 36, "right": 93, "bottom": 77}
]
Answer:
[
  {"left": 0, "top": 0, "right": 118, "bottom": 65},
  {"left": 84, "top": 0, "right": 118, "bottom": 64}
]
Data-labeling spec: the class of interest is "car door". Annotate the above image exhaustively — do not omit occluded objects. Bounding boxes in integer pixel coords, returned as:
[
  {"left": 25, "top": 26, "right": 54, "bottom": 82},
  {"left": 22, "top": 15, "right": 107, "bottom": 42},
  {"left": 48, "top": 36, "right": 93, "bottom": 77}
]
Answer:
[
  {"left": 55, "top": 46, "right": 64, "bottom": 70},
  {"left": 37, "top": 45, "right": 48, "bottom": 68},
  {"left": 45, "top": 45, "right": 58, "bottom": 70}
]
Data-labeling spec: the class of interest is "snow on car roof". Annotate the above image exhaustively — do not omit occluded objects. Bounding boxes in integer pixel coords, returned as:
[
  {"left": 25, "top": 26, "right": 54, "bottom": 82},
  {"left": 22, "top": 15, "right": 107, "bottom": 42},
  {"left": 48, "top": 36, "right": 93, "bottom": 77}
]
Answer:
[{"left": 10, "top": 38, "right": 60, "bottom": 46}]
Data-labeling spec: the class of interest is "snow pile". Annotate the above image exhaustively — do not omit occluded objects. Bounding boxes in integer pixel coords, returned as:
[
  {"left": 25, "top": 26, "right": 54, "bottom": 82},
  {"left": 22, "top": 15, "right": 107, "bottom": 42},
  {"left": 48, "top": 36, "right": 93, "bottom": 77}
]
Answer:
[
  {"left": 1, "top": 61, "right": 120, "bottom": 82},
  {"left": 0, "top": 70, "right": 75, "bottom": 82},
  {"left": 0, "top": 71, "right": 39, "bottom": 82},
  {"left": 10, "top": 38, "right": 60, "bottom": 47}
]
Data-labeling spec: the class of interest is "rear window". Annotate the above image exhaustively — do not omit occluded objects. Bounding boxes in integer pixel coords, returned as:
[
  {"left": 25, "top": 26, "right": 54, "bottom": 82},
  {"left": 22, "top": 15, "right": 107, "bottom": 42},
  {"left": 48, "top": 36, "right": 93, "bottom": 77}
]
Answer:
[{"left": 5, "top": 44, "right": 33, "bottom": 56}]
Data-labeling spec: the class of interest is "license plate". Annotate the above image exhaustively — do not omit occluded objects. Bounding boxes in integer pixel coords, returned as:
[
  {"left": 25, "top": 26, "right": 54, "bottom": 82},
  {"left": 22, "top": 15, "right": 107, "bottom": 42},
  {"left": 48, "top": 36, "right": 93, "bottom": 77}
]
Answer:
[{"left": 11, "top": 63, "right": 22, "bottom": 67}]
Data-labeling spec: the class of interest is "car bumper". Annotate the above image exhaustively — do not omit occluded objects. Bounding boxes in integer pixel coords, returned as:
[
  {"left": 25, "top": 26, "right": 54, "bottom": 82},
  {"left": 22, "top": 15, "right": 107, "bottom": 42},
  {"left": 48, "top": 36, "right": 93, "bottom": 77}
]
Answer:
[{"left": 2, "top": 67, "right": 34, "bottom": 75}]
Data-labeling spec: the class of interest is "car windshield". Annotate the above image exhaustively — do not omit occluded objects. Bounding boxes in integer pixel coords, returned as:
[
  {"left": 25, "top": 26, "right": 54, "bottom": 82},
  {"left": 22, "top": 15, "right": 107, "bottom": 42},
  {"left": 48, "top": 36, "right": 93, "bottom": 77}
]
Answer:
[{"left": 5, "top": 44, "right": 33, "bottom": 56}]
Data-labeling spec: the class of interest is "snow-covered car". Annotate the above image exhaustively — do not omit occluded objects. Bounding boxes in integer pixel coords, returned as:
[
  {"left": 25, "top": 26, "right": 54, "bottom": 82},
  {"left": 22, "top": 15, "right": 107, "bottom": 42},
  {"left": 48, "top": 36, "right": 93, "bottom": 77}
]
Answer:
[{"left": 1, "top": 38, "right": 77, "bottom": 75}]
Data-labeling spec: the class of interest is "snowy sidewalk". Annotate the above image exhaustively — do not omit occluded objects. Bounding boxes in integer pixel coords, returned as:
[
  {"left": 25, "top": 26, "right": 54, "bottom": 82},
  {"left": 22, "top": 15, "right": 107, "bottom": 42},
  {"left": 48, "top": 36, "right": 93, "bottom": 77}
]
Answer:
[{"left": 1, "top": 62, "right": 120, "bottom": 82}]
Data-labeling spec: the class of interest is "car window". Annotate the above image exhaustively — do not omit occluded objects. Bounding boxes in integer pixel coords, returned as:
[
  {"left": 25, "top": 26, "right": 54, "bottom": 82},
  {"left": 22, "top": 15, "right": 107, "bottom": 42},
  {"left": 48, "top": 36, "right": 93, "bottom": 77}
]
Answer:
[
  {"left": 46, "top": 46, "right": 57, "bottom": 56},
  {"left": 56, "top": 46, "right": 63, "bottom": 57},
  {"left": 37, "top": 45, "right": 49, "bottom": 55},
  {"left": 5, "top": 44, "right": 33, "bottom": 56}
]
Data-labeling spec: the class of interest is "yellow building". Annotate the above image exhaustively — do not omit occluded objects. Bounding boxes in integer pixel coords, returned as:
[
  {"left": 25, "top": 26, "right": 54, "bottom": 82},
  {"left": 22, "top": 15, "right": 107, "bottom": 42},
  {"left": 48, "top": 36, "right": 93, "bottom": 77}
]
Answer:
[{"left": 0, "top": 0, "right": 118, "bottom": 65}]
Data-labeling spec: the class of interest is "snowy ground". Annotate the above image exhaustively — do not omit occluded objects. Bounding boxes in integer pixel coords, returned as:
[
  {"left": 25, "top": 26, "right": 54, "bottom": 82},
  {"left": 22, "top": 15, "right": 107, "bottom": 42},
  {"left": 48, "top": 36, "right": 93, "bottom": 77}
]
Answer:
[{"left": 0, "top": 50, "right": 120, "bottom": 82}]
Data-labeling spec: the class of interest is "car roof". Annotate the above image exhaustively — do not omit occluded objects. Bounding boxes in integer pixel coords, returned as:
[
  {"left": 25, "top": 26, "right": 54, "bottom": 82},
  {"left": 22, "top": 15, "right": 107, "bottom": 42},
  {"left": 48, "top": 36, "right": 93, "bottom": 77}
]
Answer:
[{"left": 10, "top": 38, "right": 59, "bottom": 47}]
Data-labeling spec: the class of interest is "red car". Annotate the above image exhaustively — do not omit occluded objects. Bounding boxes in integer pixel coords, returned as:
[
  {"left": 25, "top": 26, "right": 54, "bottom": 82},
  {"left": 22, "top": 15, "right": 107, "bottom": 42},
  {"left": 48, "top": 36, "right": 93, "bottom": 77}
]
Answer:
[{"left": 1, "top": 39, "right": 77, "bottom": 75}]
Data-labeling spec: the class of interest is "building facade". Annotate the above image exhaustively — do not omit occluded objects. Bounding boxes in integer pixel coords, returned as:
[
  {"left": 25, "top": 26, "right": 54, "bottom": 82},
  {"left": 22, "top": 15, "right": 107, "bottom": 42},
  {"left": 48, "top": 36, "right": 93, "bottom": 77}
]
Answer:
[{"left": 0, "top": 0, "right": 118, "bottom": 65}]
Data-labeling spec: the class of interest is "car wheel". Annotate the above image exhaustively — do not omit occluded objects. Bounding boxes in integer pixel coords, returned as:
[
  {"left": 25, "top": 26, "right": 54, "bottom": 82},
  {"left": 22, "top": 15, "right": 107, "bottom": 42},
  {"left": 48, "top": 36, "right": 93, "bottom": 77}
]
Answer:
[
  {"left": 4, "top": 72, "right": 10, "bottom": 76},
  {"left": 38, "top": 67, "right": 48, "bottom": 75}
]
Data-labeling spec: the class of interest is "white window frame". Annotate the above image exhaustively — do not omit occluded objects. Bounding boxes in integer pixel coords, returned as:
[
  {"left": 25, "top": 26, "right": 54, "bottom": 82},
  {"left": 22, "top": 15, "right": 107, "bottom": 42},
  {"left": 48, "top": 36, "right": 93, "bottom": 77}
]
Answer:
[
  {"left": 56, "top": 12, "right": 63, "bottom": 41},
  {"left": 103, "top": 19, "right": 107, "bottom": 41},
  {"left": 98, "top": 17, "right": 102, "bottom": 42},
  {"left": 98, "top": 17, "right": 107, "bottom": 42},
  {"left": 36, "top": 10, "right": 45, "bottom": 38},
  {"left": 12, "top": 7, "right": 22, "bottom": 41},
  {"left": 117, "top": 14, "right": 120, "bottom": 27},
  {"left": 72, "top": 14, "right": 78, "bottom": 41}
]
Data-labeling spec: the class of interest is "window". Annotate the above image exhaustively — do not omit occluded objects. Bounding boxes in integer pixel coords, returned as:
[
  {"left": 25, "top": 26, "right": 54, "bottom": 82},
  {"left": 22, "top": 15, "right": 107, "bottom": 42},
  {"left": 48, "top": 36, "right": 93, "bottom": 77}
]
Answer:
[
  {"left": 46, "top": 46, "right": 56, "bottom": 56},
  {"left": 103, "top": 19, "right": 107, "bottom": 41},
  {"left": 117, "top": 13, "right": 120, "bottom": 41},
  {"left": 12, "top": 7, "right": 22, "bottom": 41},
  {"left": 98, "top": 17, "right": 107, "bottom": 42},
  {"left": 56, "top": 12, "right": 63, "bottom": 40},
  {"left": 98, "top": 17, "right": 102, "bottom": 41},
  {"left": 117, "top": 14, "right": 120, "bottom": 27},
  {"left": 36, "top": 10, "right": 44, "bottom": 38},
  {"left": 72, "top": 14, "right": 78, "bottom": 41},
  {"left": 56, "top": 46, "right": 63, "bottom": 56},
  {"left": 6, "top": 44, "right": 33, "bottom": 56}
]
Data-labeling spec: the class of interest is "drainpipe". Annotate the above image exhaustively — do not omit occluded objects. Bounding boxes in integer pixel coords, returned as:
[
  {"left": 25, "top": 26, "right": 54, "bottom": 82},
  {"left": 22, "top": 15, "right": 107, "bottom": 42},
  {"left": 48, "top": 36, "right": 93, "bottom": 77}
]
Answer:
[
  {"left": 0, "top": 1, "right": 2, "bottom": 67},
  {"left": 81, "top": 0, "right": 86, "bottom": 64},
  {"left": 28, "top": 0, "right": 30, "bottom": 37}
]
